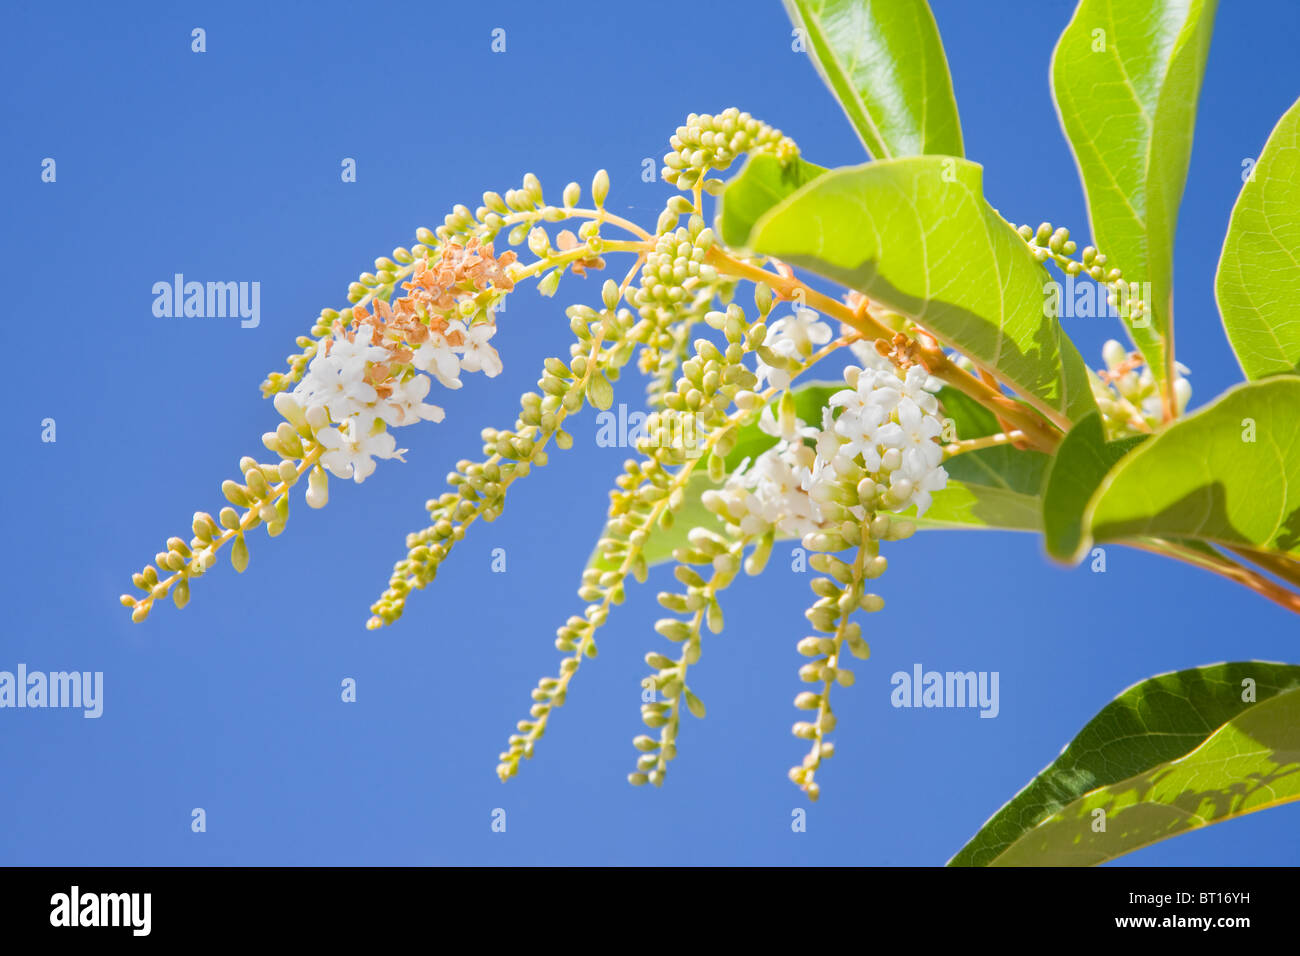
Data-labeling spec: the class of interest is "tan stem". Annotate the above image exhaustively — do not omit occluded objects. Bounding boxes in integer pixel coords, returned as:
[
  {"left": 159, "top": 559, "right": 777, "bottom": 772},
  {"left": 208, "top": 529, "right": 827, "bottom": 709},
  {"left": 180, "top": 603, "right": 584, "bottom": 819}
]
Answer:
[{"left": 1131, "top": 539, "right": 1300, "bottom": 617}]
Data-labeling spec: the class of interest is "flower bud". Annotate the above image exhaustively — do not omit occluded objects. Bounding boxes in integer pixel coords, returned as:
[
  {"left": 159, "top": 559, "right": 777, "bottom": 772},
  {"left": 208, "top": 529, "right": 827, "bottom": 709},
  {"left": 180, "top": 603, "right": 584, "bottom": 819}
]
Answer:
[
  {"left": 591, "top": 169, "right": 609, "bottom": 207},
  {"left": 222, "top": 480, "right": 249, "bottom": 507},
  {"left": 306, "top": 465, "right": 329, "bottom": 509}
]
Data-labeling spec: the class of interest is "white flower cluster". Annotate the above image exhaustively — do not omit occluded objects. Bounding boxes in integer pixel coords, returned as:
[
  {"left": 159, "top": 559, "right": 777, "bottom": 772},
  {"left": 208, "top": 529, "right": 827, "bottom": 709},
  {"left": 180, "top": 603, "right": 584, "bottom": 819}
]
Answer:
[
  {"left": 717, "top": 438, "right": 824, "bottom": 539},
  {"left": 280, "top": 320, "right": 503, "bottom": 483},
  {"left": 755, "top": 306, "right": 833, "bottom": 390},
  {"left": 1094, "top": 338, "right": 1191, "bottom": 433},
  {"left": 716, "top": 313, "right": 949, "bottom": 539},
  {"left": 822, "top": 346, "right": 949, "bottom": 516}
]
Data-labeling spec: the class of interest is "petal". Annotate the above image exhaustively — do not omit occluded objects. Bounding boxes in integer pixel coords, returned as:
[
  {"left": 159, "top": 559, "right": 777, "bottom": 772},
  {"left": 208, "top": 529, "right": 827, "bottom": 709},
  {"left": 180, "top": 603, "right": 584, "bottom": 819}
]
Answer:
[{"left": 321, "top": 451, "right": 354, "bottom": 479}]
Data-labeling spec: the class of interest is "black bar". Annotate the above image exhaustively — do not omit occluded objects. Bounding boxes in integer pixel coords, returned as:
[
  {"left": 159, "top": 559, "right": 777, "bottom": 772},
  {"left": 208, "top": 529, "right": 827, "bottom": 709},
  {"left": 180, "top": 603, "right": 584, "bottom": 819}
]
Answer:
[{"left": 0, "top": 866, "right": 1282, "bottom": 941}]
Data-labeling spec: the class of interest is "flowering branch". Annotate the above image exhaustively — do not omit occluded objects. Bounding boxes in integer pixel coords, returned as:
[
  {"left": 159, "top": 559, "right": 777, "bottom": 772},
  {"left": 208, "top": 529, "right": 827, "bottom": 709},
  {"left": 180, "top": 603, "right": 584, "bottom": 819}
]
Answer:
[{"left": 117, "top": 102, "right": 1247, "bottom": 810}]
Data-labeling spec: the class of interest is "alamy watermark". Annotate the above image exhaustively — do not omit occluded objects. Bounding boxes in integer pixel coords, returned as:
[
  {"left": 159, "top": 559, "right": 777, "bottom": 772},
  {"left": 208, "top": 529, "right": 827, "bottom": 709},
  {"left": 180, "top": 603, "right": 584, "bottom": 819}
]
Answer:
[
  {"left": 595, "top": 404, "right": 701, "bottom": 456},
  {"left": 152, "top": 274, "right": 260, "bottom": 328},
  {"left": 1045, "top": 274, "right": 1151, "bottom": 326},
  {"left": 50, "top": 886, "right": 150, "bottom": 936},
  {"left": 890, "top": 663, "right": 999, "bottom": 718},
  {"left": 0, "top": 664, "right": 103, "bottom": 717}
]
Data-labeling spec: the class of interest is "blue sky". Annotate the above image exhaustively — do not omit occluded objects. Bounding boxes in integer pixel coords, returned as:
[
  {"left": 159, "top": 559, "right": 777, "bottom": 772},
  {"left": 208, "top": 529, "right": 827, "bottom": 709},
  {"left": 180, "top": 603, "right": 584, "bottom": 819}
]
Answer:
[{"left": 1, "top": 0, "right": 1297, "bottom": 865}]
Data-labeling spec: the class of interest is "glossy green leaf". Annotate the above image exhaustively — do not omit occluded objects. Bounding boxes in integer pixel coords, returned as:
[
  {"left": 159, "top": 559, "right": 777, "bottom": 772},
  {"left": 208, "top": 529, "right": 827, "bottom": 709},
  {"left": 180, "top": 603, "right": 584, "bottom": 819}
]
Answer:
[
  {"left": 1041, "top": 413, "right": 1146, "bottom": 561},
  {"left": 782, "top": 0, "right": 963, "bottom": 159},
  {"left": 1083, "top": 377, "right": 1300, "bottom": 557},
  {"left": 1051, "top": 0, "right": 1218, "bottom": 386},
  {"left": 732, "top": 156, "right": 1098, "bottom": 430},
  {"left": 951, "top": 662, "right": 1300, "bottom": 866},
  {"left": 716, "top": 153, "right": 827, "bottom": 251},
  {"left": 1216, "top": 95, "right": 1300, "bottom": 379}
]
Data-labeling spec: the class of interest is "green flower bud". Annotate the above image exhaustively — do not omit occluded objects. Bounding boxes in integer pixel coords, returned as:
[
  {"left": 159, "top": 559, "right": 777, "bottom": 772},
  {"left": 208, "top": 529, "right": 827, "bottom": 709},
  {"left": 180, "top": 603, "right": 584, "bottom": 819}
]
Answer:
[
  {"left": 684, "top": 689, "right": 706, "bottom": 719},
  {"left": 797, "top": 636, "right": 823, "bottom": 657},
  {"left": 245, "top": 468, "right": 271, "bottom": 500},
  {"left": 744, "top": 533, "right": 773, "bottom": 576},
  {"left": 654, "top": 619, "right": 693, "bottom": 642},
  {"left": 592, "top": 169, "right": 609, "bottom": 208},
  {"left": 799, "top": 662, "right": 825, "bottom": 682},
  {"left": 601, "top": 279, "right": 620, "bottom": 311},
  {"left": 586, "top": 372, "right": 614, "bottom": 411},
  {"left": 222, "top": 480, "right": 250, "bottom": 507},
  {"left": 705, "top": 600, "right": 723, "bottom": 634},
  {"left": 792, "top": 721, "right": 817, "bottom": 740}
]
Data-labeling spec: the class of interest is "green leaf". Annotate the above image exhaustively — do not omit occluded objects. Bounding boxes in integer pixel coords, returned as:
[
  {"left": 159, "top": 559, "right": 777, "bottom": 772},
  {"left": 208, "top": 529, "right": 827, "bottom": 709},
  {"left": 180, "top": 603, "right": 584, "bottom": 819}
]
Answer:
[
  {"left": 1216, "top": 95, "right": 1300, "bottom": 380},
  {"left": 921, "top": 388, "right": 1051, "bottom": 532},
  {"left": 734, "top": 156, "right": 1098, "bottom": 430},
  {"left": 1083, "top": 377, "right": 1300, "bottom": 557},
  {"left": 716, "top": 153, "right": 827, "bottom": 250},
  {"left": 782, "top": 0, "right": 963, "bottom": 159},
  {"left": 916, "top": 481, "right": 1044, "bottom": 534},
  {"left": 950, "top": 662, "right": 1300, "bottom": 866},
  {"left": 1041, "top": 413, "right": 1146, "bottom": 562},
  {"left": 1050, "top": 0, "right": 1218, "bottom": 386}
]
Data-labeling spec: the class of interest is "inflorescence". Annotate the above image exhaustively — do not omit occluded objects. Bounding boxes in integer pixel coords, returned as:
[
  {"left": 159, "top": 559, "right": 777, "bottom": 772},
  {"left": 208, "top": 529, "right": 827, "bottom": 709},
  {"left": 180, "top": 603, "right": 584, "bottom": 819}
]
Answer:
[{"left": 120, "top": 109, "right": 1083, "bottom": 801}]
